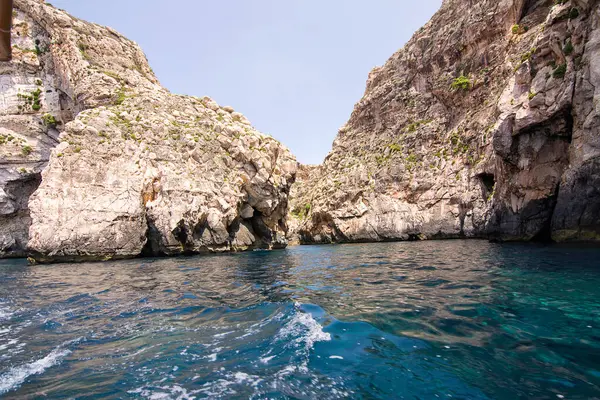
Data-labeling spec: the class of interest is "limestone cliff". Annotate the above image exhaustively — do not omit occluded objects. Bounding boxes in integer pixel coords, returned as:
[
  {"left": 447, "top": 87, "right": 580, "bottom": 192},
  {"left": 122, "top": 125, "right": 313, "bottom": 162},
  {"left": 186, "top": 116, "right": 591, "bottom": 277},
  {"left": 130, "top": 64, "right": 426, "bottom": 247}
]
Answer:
[
  {"left": 290, "top": 0, "right": 600, "bottom": 243},
  {"left": 1, "top": 0, "right": 297, "bottom": 262}
]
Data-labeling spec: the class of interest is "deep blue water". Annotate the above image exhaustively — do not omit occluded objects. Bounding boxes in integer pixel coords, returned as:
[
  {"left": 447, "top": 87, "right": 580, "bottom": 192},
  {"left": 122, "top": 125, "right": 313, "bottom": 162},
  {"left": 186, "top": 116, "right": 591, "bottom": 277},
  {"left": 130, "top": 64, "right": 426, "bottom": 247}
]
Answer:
[{"left": 1, "top": 241, "right": 600, "bottom": 399}]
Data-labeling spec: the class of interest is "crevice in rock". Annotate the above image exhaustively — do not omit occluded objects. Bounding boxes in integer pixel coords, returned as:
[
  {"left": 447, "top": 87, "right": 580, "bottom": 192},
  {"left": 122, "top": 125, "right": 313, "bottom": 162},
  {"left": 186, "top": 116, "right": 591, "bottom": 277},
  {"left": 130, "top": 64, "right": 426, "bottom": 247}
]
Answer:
[
  {"left": 476, "top": 173, "right": 496, "bottom": 200},
  {"left": 141, "top": 216, "right": 164, "bottom": 257},
  {"left": 227, "top": 217, "right": 241, "bottom": 242},
  {"left": 531, "top": 187, "right": 561, "bottom": 243},
  {"left": 192, "top": 213, "right": 208, "bottom": 241},
  {"left": 250, "top": 210, "right": 273, "bottom": 247},
  {"left": 172, "top": 219, "right": 189, "bottom": 245},
  {"left": 531, "top": 215, "right": 554, "bottom": 242}
]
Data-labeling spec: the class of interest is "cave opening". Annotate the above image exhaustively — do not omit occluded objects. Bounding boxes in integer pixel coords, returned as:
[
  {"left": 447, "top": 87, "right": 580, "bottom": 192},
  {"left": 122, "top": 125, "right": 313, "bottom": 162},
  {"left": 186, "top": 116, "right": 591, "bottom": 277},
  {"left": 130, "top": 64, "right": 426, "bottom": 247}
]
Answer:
[{"left": 477, "top": 173, "right": 496, "bottom": 200}]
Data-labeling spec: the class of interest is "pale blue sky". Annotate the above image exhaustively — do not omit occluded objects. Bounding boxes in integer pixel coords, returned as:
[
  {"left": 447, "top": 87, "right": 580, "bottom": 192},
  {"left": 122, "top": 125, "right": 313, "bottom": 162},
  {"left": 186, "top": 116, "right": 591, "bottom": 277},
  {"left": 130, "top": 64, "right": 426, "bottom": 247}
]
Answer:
[{"left": 50, "top": 0, "right": 441, "bottom": 164}]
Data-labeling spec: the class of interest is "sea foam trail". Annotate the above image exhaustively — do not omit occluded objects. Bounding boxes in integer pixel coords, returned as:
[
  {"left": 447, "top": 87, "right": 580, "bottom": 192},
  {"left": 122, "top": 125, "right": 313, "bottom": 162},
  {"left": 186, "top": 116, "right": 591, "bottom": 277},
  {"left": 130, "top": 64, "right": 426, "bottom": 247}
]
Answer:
[
  {"left": 0, "top": 339, "right": 80, "bottom": 395},
  {"left": 276, "top": 302, "right": 331, "bottom": 352},
  {"left": 271, "top": 302, "right": 332, "bottom": 375},
  {"left": 184, "top": 304, "right": 334, "bottom": 399}
]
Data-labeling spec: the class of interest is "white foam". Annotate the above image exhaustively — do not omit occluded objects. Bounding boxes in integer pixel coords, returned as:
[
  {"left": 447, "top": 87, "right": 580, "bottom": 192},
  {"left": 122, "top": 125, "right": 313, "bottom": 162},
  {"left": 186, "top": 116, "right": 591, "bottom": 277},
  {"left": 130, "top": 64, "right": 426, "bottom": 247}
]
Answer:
[
  {"left": 195, "top": 371, "right": 263, "bottom": 397},
  {"left": 235, "top": 372, "right": 262, "bottom": 387},
  {"left": 128, "top": 385, "right": 198, "bottom": 400},
  {"left": 233, "top": 372, "right": 251, "bottom": 383},
  {"left": 260, "top": 355, "right": 275, "bottom": 364},
  {"left": 329, "top": 355, "right": 344, "bottom": 360},
  {"left": 277, "top": 308, "right": 331, "bottom": 352},
  {"left": 190, "top": 303, "right": 345, "bottom": 398},
  {"left": 213, "top": 331, "right": 234, "bottom": 339},
  {"left": 238, "top": 327, "right": 259, "bottom": 339},
  {"left": 135, "top": 305, "right": 338, "bottom": 399},
  {"left": 277, "top": 365, "right": 297, "bottom": 376},
  {"left": 270, "top": 305, "right": 332, "bottom": 375},
  {"left": 196, "top": 379, "right": 237, "bottom": 397},
  {"left": 0, "top": 346, "right": 71, "bottom": 395}
]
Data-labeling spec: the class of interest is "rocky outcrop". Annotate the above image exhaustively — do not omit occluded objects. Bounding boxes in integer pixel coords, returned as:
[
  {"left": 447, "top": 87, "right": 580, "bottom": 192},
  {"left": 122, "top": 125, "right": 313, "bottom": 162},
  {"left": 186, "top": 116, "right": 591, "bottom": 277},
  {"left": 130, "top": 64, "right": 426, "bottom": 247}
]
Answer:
[
  {"left": 551, "top": 2, "right": 600, "bottom": 241},
  {"left": 290, "top": 0, "right": 600, "bottom": 244},
  {"left": 486, "top": 0, "right": 600, "bottom": 241},
  {"left": 3, "top": 0, "right": 598, "bottom": 260},
  {"left": 0, "top": 2, "right": 73, "bottom": 257},
  {"left": 1, "top": 0, "right": 296, "bottom": 262}
]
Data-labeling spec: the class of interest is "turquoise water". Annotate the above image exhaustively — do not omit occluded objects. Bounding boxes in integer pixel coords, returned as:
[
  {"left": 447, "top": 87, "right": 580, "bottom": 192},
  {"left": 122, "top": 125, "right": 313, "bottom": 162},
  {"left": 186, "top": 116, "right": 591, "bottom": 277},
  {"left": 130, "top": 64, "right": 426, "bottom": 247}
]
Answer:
[{"left": 0, "top": 241, "right": 599, "bottom": 399}]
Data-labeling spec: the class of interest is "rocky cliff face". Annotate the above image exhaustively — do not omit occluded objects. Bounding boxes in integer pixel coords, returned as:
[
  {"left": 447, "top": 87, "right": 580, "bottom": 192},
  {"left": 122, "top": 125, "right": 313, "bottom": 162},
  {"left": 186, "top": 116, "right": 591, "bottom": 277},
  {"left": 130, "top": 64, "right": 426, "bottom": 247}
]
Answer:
[
  {"left": 290, "top": 0, "right": 600, "bottom": 244},
  {"left": 1, "top": 0, "right": 296, "bottom": 262},
  {"left": 2, "top": 0, "right": 598, "bottom": 261}
]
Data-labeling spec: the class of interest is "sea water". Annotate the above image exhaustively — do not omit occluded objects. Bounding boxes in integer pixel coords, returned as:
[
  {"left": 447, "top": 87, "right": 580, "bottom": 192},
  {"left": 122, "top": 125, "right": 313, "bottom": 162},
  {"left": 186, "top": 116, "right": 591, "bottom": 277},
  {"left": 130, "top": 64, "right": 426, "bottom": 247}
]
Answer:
[{"left": 0, "top": 240, "right": 599, "bottom": 399}]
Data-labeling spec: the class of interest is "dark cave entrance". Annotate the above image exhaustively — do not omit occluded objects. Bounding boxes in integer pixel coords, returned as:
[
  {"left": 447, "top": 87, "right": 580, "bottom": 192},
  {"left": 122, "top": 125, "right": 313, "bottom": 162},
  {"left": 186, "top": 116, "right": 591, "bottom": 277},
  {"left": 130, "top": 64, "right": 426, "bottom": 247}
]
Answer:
[{"left": 477, "top": 173, "right": 496, "bottom": 200}]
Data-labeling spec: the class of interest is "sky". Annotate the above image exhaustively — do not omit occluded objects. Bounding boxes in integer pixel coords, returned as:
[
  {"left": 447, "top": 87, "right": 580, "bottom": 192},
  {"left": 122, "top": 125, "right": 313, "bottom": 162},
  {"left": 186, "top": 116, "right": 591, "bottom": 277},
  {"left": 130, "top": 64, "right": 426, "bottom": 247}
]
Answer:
[{"left": 50, "top": 0, "right": 442, "bottom": 164}]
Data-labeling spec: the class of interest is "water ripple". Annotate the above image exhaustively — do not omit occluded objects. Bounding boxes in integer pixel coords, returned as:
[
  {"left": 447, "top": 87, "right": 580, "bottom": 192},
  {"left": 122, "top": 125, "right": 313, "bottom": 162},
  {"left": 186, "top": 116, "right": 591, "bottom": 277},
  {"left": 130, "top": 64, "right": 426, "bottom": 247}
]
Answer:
[{"left": 0, "top": 241, "right": 598, "bottom": 398}]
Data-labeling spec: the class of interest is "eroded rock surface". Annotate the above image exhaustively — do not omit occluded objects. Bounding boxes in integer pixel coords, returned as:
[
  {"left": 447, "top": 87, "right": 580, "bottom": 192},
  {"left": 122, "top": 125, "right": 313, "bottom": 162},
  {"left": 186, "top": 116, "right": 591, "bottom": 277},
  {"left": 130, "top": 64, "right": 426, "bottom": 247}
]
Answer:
[
  {"left": 0, "top": 2, "right": 73, "bottom": 257},
  {"left": 290, "top": 0, "right": 600, "bottom": 244},
  {"left": 1, "top": 0, "right": 296, "bottom": 262}
]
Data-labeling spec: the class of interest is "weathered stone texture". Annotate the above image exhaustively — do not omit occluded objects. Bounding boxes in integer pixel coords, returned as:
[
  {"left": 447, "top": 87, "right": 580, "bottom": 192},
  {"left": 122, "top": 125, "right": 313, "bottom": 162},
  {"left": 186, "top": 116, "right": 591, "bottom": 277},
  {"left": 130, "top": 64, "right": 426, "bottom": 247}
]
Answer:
[
  {"left": 290, "top": 0, "right": 600, "bottom": 244},
  {"left": 1, "top": 0, "right": 297, "bottom": 262}
]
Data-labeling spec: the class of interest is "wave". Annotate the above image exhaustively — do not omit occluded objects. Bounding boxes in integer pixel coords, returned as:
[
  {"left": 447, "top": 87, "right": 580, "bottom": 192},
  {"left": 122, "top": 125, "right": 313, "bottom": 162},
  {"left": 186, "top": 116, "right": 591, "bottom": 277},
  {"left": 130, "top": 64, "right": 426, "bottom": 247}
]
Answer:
[
  {"left": 128, "top": 384, "right": 198, "bottom": 400},
  {"left": 0, "top": 337, "right": 82, "bottom": 396},
  {"left": 156, "top": 303, "right": 335, "bottom": 399},
  {"left": 267, "top": 302, "right": 332, "bottom": 377},
  {"left": 0, "top": 348, "right": 70, "bottom": 395},
  {"left": 276, "top": 302, "right": 331, "bottom": 354}
]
